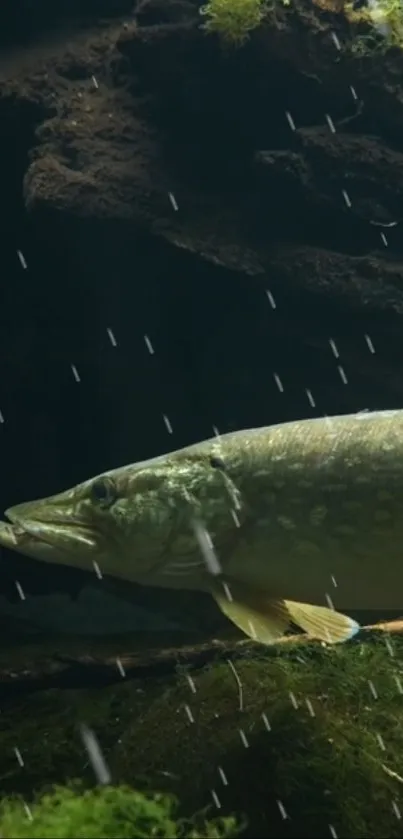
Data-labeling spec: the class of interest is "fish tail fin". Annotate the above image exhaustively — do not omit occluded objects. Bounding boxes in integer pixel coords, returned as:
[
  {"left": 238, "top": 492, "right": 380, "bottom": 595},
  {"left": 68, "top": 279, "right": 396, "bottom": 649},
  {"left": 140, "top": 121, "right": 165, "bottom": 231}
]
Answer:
[{"left": 284, "top": 599, "right": 360, "bottom": 644}]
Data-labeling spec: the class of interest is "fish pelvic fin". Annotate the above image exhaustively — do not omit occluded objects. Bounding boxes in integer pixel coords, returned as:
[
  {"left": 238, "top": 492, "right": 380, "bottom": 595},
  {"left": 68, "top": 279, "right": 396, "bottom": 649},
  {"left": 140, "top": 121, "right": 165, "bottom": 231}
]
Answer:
[
  {"left": 284, "top": 600, "right": 360, "bottom": 644},
  {"left": 212, "top": 579, "right": 290, "bottom": 644},
  {"left": 211, "top": 579, "right": 360, "bottom": 646}
]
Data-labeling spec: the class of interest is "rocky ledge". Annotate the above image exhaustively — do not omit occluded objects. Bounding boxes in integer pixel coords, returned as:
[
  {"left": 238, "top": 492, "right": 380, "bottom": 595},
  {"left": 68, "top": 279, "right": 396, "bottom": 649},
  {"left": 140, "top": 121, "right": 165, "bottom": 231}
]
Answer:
[{"left": 1, "top": 627, "right": 403, "bottom": 837}]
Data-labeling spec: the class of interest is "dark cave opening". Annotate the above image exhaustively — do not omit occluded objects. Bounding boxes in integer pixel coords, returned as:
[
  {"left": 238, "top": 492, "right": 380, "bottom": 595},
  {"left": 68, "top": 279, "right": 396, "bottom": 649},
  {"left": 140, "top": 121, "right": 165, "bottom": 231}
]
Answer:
[{"left": 0, "top": 0, "right": 135, "bottom": 48}]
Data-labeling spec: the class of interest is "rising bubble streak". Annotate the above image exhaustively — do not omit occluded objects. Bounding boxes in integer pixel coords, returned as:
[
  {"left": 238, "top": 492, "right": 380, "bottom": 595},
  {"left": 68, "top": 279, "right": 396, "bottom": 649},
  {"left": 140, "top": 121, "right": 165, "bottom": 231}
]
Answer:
[
  {"left": 14, "top": 747, "right": 24, "bottom": 767},
  {"left": 227, "top": 658, "right": 244, "bottom": 711},
  {"left": 192, "top": 519, "right": 222, "bottom": 576},
  {"left": 15, "top": 580, "right": 26, "bottom": 600},
  {"left": 80, "top": 723, "right": 111, "bottom": 785},
  {"left": 107, "top": 328, "right": 117, "bottom": 347},
  {"left": 23, "top": 802, "right": 33, "bottom": 821},
  {"left": 17, "top": 250, "right": 27, "bottom": 269},
  {"left": 71, "top": 364, "right": 81, "bottom": 383},
  {"left": 144, "top": 334, "right": 154, "bottom": 354}
]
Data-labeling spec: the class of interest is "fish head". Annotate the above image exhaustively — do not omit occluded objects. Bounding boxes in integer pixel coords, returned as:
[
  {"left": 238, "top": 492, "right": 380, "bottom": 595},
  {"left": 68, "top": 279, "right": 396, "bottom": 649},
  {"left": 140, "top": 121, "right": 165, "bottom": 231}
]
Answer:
[
  {"left": 1, "top": 442, "right": 243, "bottom": 583},
  {"left": 3, "top": 477, "right": 116, "bottom": 574}
]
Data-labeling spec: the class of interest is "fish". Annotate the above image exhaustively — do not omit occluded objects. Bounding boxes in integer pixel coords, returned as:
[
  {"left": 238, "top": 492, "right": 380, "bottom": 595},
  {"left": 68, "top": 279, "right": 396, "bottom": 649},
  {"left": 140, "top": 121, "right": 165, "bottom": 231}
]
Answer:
[{"left": 2, "top": 409, "right": 403, "bottom": 646}]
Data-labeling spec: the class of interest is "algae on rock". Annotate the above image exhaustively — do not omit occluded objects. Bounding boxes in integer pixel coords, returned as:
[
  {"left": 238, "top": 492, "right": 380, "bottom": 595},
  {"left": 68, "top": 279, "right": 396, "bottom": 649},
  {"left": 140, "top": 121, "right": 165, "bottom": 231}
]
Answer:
[
  {"left": 0, "top": 632, "right": 403, "bottom": 837},
  {"left": 0, "top": 784, "right": 240, "bottom": 838}
]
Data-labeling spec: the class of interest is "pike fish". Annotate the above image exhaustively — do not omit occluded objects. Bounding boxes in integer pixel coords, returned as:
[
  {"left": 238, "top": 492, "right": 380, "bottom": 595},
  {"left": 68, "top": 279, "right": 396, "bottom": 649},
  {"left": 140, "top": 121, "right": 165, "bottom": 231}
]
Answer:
[{"left": 2, "top": 409, "right": 403, "bottom": 645}]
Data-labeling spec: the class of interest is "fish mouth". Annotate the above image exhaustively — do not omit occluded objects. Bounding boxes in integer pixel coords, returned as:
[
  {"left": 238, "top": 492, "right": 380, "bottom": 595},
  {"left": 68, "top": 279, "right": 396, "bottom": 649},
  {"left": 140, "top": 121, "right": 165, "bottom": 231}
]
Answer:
[
  {"left": 4, "top": 503, "right": 97, "bottom": 554},
  {"left": 0, "top": 519, "right": 25, "bottom": 548}
]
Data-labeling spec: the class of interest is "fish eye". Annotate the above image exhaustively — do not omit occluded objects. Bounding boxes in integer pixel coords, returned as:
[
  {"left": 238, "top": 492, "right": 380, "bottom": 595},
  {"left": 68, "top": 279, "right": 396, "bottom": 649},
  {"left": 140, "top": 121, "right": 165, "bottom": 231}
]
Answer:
[
  {"left": 210, "top": 454, "right": 226, "bottom": 470},
  {"left": 90, "top": 477, "right": 117, "bottom": 508}
]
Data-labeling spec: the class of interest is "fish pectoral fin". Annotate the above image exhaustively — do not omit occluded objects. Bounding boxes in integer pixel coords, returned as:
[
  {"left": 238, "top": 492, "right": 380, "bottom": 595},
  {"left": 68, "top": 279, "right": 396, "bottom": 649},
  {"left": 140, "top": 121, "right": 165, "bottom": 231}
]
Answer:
[
  {"left": 284, "top": 600, "right": 360, "bottom": 644},
  {"left": 212, "top": 580, "right": 290, "bottom": 644}
]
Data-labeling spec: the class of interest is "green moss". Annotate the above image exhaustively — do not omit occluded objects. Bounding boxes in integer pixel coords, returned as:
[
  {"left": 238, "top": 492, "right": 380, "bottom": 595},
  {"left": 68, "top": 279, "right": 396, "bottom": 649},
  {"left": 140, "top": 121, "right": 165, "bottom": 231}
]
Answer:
[
  {"left": 0, "top": 784, "right": 240, "bottom": 838},
  {"left": 0, "top": 679, "right": 157, "bottom": 797},
  {"left": 199, "top": 0, "right": 269, "bottom": 45},
  {"left": 1, "top": 633, "right": 403, "bottom": 837},
  {"left": 116, "top": 637, "right": 403, "bottom": 836},
  {"left": 345, "top": 0, "right": 403, "bottom": 54}
]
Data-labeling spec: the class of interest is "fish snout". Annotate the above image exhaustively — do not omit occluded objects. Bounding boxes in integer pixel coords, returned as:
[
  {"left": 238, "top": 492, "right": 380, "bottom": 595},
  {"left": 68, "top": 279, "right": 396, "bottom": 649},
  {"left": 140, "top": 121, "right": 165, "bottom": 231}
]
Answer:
[
  {"left": 6, "top": 501, "right": 39, "bottom": 525},
  {"left": 0, "top": 520, "right": 20, "bottom": 549},
  {"left": 5, "top": 499, "right": 96, "bottom": 553},
  {"left": 5, "top": 499, "right": 63, "bottom": 530}
]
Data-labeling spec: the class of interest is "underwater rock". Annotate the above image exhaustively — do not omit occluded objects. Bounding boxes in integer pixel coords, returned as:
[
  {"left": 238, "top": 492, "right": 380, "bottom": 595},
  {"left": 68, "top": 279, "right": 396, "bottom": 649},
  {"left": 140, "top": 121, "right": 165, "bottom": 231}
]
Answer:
[
  {"left": 0, "top": 588, "right": 181, "bottom": 636},
  {"left": 1, "top": 629, "right": 403, "bottom": 837},
  {"left": 0, "top": 584, "right": 225, "bottom": 638}
]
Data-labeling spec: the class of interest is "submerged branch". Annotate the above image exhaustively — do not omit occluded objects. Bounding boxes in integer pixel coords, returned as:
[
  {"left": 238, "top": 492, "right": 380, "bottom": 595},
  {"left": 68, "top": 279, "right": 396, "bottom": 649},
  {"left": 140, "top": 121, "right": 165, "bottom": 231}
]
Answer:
[{"left": 0, "top": 619, "right": 401, "bottom": 700}]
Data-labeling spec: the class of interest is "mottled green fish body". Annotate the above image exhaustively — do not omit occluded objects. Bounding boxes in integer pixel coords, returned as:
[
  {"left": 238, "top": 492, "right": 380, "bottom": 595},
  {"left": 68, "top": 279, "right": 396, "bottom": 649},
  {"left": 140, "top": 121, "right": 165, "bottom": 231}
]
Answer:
[{"left": 2, "top": 410, "right": 403, "bottom": 644}]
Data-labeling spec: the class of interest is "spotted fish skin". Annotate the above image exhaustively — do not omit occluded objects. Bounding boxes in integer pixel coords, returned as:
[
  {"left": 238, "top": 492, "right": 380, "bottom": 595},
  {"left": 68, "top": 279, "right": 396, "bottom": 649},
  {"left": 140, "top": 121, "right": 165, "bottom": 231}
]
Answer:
[
  {"left": 1, "top": 410, "right": 403, "bottom": 642},
  {"left": 220, "top": 410, "right": 403, "bottom": 611}
]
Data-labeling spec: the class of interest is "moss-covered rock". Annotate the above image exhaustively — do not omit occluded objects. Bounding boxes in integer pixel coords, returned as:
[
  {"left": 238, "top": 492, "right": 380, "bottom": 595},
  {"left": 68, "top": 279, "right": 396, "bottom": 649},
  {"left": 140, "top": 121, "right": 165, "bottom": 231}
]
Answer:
[
  {"left": 1, "top": 632, "right": 403, "bottom": 837},
  {"left": 0, "top": 784, "right": 239, "bottom": 838},
  {"left": 199, "top": 0, "right": 269, "bottom": 45}
]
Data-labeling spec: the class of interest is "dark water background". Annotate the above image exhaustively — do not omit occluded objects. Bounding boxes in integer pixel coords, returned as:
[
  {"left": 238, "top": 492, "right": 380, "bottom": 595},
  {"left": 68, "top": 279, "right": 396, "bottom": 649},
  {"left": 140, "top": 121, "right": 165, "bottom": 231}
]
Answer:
[
  {"left": 0, "top": 0, "right": 403, "bottom": 629},
  {"left": 0, "top": 210, "right": 401, "bottom": 624}
]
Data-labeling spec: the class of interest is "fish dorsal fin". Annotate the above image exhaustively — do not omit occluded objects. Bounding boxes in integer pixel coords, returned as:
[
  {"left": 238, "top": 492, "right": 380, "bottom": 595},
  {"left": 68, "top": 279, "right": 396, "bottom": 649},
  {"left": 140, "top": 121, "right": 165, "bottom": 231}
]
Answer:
[
  {"left": 284, "top": 600, "right": 360, "bottom": 644},
  {"left": 212, "top": 579, "right": 290, "bottom": 643}
]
